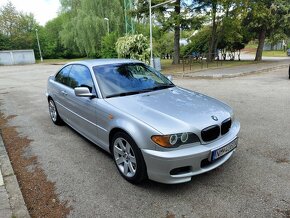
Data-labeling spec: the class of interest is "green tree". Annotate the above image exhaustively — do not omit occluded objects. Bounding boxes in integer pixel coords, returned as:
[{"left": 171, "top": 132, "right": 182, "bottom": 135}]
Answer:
[
  {"left": 182, "top": 27, "right": 210, "bottom": 56},
  {"left": 0, "top": 1, "right": 38, "bottom": 51},
  {"left": 0, "top": 1, "right": 18, "bottom": 37},
  {"left": 0, "top": 33, "right": 10, "bottom": 50},
  {"left": 60, "top": 0, "right": 125, "bottom": 57},
  {"left": 41, "top": 14, "right": 79, "bottom": 58},
  {"left": 155, "top": 32, "right": 174, "bottom": 58},
  {"left": 243, "top": 0, "right": 290, "bottom": 61},
  {"left": 133, "top": 0, "right": 195, "bottom": 64},
  {"left": 100, "top": 32, "right": 118, "bottom": 58}
]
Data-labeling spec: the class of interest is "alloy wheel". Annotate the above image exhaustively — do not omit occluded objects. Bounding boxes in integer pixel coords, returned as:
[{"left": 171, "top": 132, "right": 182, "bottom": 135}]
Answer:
[
  {"left": 49, "top": 100, "right": 57, "bottom": 122},
  {"left": 113, "top": 137, "right": 137, "bottom": 178}
]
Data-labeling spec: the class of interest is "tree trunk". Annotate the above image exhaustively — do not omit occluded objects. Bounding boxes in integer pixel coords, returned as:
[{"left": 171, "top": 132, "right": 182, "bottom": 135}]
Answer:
[
  {"left": 208, "top": 0, "right": 217, "bottom": 62},
  {"left": 255, "top": 30, "right": 266, "bottom": 61},
  {"left": 172, "top": 0, "right": 180, "bottom": 65},
  {"left": 214, "top": 2, "right": 230, "bottom": 61}
]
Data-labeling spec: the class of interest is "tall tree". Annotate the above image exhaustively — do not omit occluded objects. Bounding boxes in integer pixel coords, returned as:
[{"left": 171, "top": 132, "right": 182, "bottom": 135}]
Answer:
[
  {"left": 172, "top": 0, "right": 181, "bottom": 64},
  {"left": 0, "top": 1, "right": 18, "bottom": 37},
  {"left": 60, "top": 0, "right": 125, "bottom": 57},
  {"left": 133, "top": 0, "right": 194, "bottom": 64},
  {"left": 191, "top": 0, "right": 252, "bottom": 61},
  {"left": 192, "top": 0, "right": 219, "bottom": 61},
  {"left": 0, "top": 1, "right": 37, "bottom": 50},
  {"left": 243, "top": 0, "right": 290, "bottom": 61}
]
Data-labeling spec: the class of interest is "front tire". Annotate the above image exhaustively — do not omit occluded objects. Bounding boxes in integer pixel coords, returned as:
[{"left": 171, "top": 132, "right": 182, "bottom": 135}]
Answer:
[
  {"left": 111, "top": 132, "right": 147, "bottom": 184},
  {"left": 48, "top": 99, "right": 64, "bottom": 125}
]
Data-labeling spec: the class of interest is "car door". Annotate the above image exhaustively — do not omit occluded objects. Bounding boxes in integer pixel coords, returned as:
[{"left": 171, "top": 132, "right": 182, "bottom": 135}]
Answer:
[
  {"left": 64, "top": 64, "right": 99, "bottom": 142},
  {"left": 52, "top": 65, "right": 72, "bottom": 120}
]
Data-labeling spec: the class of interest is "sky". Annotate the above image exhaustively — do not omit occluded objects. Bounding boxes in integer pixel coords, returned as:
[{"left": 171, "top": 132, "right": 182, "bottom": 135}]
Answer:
[{"left": 0, "top": 0, "right": 61, "bottom": 26}]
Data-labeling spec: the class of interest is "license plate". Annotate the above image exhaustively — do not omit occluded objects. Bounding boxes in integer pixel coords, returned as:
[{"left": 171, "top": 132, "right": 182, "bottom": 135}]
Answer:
[{"left": 210, "top": 138, "right": 238, "bottom": 161}]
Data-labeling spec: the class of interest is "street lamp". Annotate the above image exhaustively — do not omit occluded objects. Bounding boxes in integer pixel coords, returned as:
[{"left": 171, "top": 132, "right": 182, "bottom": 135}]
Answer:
[
  {"left": 35, "top": 29, "right": 43, "bottom": 62},
  {"left": 149, "top": 0, "right": 175, "bottom": 67},
  {"left": 104, "top": 18, "right": 109, "bottom": 34}
]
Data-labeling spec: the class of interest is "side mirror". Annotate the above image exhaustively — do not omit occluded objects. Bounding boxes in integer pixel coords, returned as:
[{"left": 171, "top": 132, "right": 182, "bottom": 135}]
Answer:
[
  {"left": 167, "top": 75, "right": 173, "bottom": 81},
  {"left": 74, "top": 87, "right": 95, "bottom": 97}
]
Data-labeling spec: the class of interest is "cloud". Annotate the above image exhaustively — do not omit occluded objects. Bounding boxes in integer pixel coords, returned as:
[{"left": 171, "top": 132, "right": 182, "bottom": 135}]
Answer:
[{"left": 0, "top": 0, "right": 60, "bottom": 26}]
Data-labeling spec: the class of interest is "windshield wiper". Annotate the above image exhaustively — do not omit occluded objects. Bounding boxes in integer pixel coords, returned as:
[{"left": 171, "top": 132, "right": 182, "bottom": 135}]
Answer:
[
  {"left": 106, "top": 84, "right": 175, "bottom": 98},
  {"left": 106, "top": 90, "right": 151, "bottom": 98},
  {"left": 143, "top": 84, "right": 175, "bottom": 91}
]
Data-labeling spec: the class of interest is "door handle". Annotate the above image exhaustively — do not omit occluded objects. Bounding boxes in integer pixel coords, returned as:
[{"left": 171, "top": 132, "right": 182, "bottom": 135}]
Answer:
[{"left": 61, "top": 91, "right": 68, "bottom": 96}]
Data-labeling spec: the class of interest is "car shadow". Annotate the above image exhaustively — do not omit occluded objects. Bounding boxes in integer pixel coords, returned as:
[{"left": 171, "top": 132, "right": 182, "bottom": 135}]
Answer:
[{"left": 62, "top": 122, "right": 112, "bottom": 159}]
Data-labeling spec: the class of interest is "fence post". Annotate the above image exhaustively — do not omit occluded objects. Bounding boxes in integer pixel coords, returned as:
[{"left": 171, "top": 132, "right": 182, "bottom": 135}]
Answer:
[{"left": 183, "top": 56, "right": 185, "bottom": 72}]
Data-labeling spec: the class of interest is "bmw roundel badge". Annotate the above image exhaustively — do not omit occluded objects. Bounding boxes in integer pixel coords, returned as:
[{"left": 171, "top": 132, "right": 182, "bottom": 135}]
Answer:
[{"left": 211, "top": 115, "right": 218, "bottom": 121}]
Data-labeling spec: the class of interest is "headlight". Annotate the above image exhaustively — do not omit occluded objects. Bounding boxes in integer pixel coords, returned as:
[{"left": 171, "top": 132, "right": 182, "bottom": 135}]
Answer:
[
  {"left": 180, "top": 132, "right": 188, "bottom": 143},
  {"left": 151, "top": 132, "right": 200, "bottom": 148},
  {"left": 169, "top": 134, "right": 178, "bottom": 145}
]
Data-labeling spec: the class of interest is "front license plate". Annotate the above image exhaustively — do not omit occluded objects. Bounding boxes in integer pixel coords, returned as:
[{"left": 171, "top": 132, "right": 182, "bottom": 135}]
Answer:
[{"left": 210, "top": 138, "right": 238, "bottom": 161}]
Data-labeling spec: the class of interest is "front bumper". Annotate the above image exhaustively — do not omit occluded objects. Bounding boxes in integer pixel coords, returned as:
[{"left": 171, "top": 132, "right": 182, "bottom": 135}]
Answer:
[{"left": 141, "top": 121, "right": 240, "bottom": 184}]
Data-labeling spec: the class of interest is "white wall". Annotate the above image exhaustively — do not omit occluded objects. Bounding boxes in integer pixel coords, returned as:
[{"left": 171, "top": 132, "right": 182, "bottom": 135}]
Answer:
[{"left": 0, "top": 50, "right": 35, "bottom": 65}]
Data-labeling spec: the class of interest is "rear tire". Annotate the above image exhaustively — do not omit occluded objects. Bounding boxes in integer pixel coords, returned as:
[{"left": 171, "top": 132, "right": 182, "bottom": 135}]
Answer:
[
  {"left": 48, "top": 99, "right": 64, "bottom": 125},
  {"left": 111, "top": 132, "right": 147, "bottom": 184}
]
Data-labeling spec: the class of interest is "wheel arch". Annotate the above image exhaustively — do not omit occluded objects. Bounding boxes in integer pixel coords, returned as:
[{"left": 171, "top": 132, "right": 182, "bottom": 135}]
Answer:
[
  {"left": 47, "top": 95, "right": 53, "bottom": 101},
  {"left": 107, "top": 117, "right": 159, "bottom": 154},
  {"left": 109, "top": 127, "right": 132, "bottom": 153}
]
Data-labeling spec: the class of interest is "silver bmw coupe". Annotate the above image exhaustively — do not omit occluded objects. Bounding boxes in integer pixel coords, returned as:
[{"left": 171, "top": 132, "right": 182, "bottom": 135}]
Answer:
[{"left": 46, "top": 59, "right": 240, "bottom": 184}]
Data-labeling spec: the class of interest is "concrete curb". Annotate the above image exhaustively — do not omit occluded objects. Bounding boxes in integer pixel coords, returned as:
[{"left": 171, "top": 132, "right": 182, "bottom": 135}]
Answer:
[
  {"left": 182, "top": 64, "right": 289, "bottom": 79},
  {"left": 0, "top": 134, "right": 30, "bottom": 218}
]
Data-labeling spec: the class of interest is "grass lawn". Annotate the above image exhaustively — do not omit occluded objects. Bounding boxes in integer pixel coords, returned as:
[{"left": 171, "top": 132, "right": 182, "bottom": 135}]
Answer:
[
  {"left": 160, "top": 59, "right": 256, "bottom": 75},
  {"left": 243, "top": 48, "right": 288, "bottom": 58},
  {"left": 36, "top": 57, "right": 89, "bottom": 64},
  {"left": 245, "top": 43, "right": 258, "bottom": 49},
  {"left": 261, "top": 50, "right": 288, "bottom": 57}
]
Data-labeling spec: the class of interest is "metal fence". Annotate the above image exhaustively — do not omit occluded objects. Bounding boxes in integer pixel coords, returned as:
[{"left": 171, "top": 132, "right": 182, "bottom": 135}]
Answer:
[{"left": 181, "top": 53, "right": 223, "bottom": 72}]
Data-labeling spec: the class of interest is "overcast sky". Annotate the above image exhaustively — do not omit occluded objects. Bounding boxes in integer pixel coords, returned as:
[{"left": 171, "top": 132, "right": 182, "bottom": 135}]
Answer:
[{"left": 0, "top": 0, "right": 61, "bottom": 26}]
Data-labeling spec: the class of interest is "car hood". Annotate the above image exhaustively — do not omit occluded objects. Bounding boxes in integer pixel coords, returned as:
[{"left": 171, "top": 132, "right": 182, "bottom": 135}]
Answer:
[{"left": 105, "top": 87, "right": 233, "bottom": 134}]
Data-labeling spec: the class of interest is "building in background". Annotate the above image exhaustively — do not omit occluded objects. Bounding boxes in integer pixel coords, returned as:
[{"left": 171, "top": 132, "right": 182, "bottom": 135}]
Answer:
[{"left": 0, "top": 50, "right": 35, "bottom": 65}]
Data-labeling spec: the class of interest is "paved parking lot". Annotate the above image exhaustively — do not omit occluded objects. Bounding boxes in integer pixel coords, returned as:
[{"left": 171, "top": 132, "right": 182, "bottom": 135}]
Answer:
[{"left": 0, "top": 64, "right": 289, "bottom": 217}]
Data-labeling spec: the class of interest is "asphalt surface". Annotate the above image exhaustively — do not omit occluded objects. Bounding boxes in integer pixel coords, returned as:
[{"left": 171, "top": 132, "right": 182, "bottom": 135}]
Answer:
[{"left": 0, "top": 63, "right": 290, "bottom": 217}]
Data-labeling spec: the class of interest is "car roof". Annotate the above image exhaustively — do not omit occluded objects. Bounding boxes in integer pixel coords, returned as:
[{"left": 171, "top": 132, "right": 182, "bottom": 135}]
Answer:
[{"left": 68, "top": 59, "right": 144, "bottom": 68}]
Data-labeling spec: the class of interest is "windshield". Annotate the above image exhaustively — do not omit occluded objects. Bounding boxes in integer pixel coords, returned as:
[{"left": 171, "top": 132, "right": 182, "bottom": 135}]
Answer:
[{"left": 93, "top": 63, "right": 174, "bottom": 98}]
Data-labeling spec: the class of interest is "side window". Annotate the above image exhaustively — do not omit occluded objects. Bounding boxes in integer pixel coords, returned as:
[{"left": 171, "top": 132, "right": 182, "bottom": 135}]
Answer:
[
  {"left": 55, "top": 65, "right": 72, "bottom": 86},
  {"left": 68, "top": 65, "right": 95, "bottom": 92}
]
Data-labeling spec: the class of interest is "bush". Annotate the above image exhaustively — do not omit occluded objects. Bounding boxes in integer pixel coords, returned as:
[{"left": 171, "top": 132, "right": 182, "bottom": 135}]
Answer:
[
  {"left": 100, "top": 33, "right": 118, "bottom": 58},
  {"left": 116, "top": 34, "right": 150, "bottom": 62}
]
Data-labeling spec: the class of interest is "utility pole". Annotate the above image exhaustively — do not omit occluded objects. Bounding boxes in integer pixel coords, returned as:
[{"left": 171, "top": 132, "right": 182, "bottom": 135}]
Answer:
[
  {"left": 35, "top": 29, "right": 43, "bottom": 62},
  {"left": 104, "top": 18, "right": 110, "bottom": 34}
]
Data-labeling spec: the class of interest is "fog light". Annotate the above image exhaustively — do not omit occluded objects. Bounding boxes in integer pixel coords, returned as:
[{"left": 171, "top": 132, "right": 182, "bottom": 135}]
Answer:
[{"left": 170, "top": 166, "right": 191, "bottom": 175}]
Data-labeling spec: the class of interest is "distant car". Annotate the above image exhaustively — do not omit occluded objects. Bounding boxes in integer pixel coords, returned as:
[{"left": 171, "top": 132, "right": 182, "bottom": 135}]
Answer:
[{"left": 46, "top": 59, "right": 240, "bottom": 184}]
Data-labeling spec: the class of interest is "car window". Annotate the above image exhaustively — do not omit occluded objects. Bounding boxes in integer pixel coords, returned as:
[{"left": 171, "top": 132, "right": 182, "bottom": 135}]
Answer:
[
  {"left": 68, "top": 65, "right": 95, "bottom": 93},
  {"left": 55, "top": 65, "right": 72, "bottom": 86},
  {"left": 93, "top": 63, "right": 174, "bottom": 98}
]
